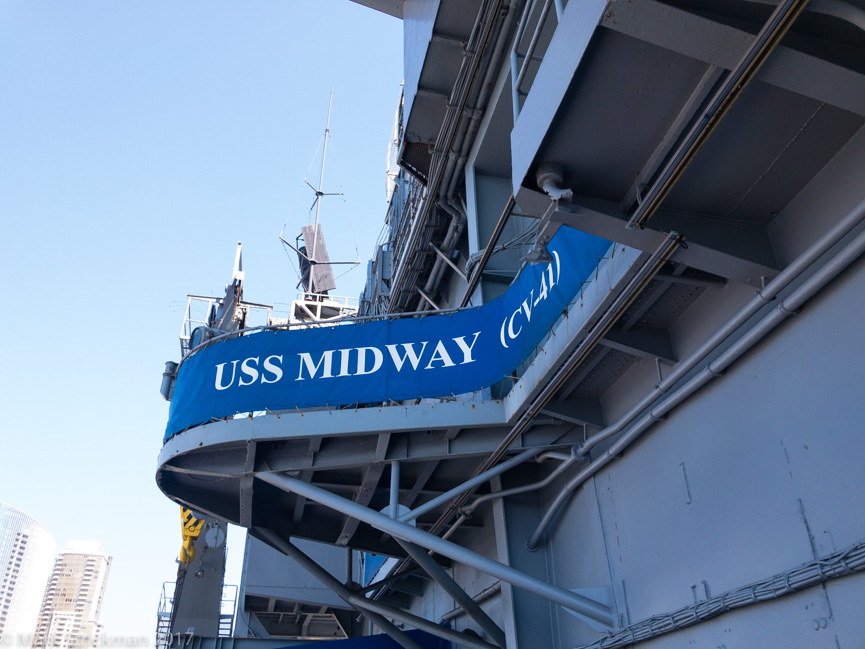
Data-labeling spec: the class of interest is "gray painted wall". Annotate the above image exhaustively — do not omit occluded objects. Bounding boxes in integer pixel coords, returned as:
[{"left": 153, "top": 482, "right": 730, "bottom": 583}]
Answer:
[
  {"left": 240, "top": 536, "right": 349, "bottom": 610},
  {"left": 402, "top": 0, "right": 440, "bottom": 130},
  {"left": 538, "top": 244, "right": 865, "bottom": 647}
]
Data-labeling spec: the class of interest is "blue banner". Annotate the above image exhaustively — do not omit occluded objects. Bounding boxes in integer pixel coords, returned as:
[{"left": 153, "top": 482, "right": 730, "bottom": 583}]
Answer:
[
  {"left": 275, "top": 628, "right": 450, "bottom": 649},
  {"left": 165, "top": 227, "right": 610, "bottom": 440}
]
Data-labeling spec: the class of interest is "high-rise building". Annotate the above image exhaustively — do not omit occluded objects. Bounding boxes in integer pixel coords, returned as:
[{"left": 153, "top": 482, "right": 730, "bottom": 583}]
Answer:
[
  {"left": 33, "top": 542, "right": 111, "bottom": 649},
  {"left": 0, "top": 504, "right": 56, "bottom": 649}
]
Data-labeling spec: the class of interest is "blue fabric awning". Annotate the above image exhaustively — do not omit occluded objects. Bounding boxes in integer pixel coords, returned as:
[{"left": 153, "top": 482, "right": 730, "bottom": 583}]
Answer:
[{"left": 277, "top": 629, "right": 450, "bottom": 648}]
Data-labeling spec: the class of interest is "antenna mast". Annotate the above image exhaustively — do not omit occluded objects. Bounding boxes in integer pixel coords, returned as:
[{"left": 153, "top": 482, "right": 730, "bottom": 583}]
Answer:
[
  {"left": 314, "top": 87, "right": 334, "bottom": 232},
  {"left": 308, "top": 87, "right": 334, "bottom": 295},
  {"left": 279, "top": 87, "right": 359, "bottom": 315}
]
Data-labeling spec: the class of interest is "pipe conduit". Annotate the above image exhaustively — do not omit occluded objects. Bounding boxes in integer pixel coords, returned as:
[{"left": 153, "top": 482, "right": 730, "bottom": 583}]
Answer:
[
  {"left": 389, "top": 0, "right": 507, "bottom": 311},
  {"left": 460, "top": 195, "right": 517, "bottom": 307},
  {"left": 461, "top": 448, "right": 579, "bottom": 516},
  {"left": 578, "top": 193, "right": 865, "bottom": 461},
  {"left": 417, "top": 199, "right": 467, "bottom": 312},
  {"left": 528, "top": 211, "right": 865, "bottom": 550},
  {"left": 416, "top": 0, "right": 519, "bottom": 312}
]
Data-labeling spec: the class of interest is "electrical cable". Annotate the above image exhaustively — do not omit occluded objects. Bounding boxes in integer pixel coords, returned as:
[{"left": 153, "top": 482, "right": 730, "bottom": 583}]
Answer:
[{"left": 578, "top": 539, "right": 865, "bottom": 649}]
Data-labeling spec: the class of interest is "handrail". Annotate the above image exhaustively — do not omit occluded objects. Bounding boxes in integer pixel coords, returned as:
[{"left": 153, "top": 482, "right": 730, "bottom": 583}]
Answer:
[{"left": 173, "top": 304, "right": 468, "bottom": 372}]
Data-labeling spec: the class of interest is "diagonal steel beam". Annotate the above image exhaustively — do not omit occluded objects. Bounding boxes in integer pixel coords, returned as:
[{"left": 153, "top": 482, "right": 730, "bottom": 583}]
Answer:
[
  {"left": 397, "top": 539, "right": 507, "bottom": 647},
  {"left": 257, "top": 472, "right": 616, "bottom": 628},
  {"left": 337, "top": 434, "right": 390, "bottom": 546},
  {"left": 253, "top": 528, "right": 499, "bottom": 649}
]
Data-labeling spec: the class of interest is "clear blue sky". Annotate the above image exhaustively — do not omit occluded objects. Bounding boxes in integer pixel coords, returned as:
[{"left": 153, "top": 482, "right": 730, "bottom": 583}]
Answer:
[{"left": 0, "top": 1, "right": 402, "bottom": 644}]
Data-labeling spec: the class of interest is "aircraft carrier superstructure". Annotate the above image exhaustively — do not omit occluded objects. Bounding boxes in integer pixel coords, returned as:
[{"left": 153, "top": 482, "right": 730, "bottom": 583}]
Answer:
[{"left": 157, "top": 1, "right": 865, "bottom": 647}]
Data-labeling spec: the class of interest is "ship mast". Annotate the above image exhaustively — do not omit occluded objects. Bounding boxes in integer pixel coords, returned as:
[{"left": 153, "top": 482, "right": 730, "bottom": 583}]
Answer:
[
  {"left": 277, "top": 88, "right": 360, "bottom": 323},
  {"left": 309, "top": 87, "right": 333, "bottom": 294}
]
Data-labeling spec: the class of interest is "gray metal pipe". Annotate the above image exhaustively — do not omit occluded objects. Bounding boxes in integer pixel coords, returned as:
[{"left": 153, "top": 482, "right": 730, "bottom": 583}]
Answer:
[
  {"left": 579, "top": 193, "right": 865, "bottom": 458},
  {"left": 396, "top": 539, "right": 507, "bottom": 647},
  {"left": 514, "top": 0, "right": 555, "bottom": 94},
  {"left": 444, "top": 0, "right": 519, "bottom": 202},
  {"left": 808, "top": 0, "right": 865, "bottom": 29},
  {"left": 463, "top": 452, "right": 578, "bottom": 515},
  {"left": 398, "top": 447, "right": 544, "bottom": 523},
  {"left": 417, "top": 201, "right": 467, "bottom": 312},
  {"left": 253, "top": 528, "right": 498, "bottom": 649},
  {"left": 418, "top": 0, "right": 519, "bottom": 312},
  {"left": 389, "top": 1, "right": 503, "bottom": 311},
  {"left": 528, "top": 224, "right": 865, "bottom": 550},
  {"left": 576, "top": 537, "right": 865, "bottom": 649},
  {"left": 257, "top": 472, "right": 616, "bottom": 627}
]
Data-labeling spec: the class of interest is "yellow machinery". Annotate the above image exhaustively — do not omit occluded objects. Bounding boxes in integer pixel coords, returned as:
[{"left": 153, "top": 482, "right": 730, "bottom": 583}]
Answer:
[{"left": 178, "top": 507, "right": 204, "bottom": 564}]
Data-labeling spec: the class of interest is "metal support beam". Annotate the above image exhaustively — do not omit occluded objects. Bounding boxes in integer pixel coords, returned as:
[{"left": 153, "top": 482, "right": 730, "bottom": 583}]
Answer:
[
  {"left": 389, "top": 461, "right": 400, "bottom": 518},
  {"left": 403, "top": 461, "right": 439, "bottom": 508},
  {"left": 555, "top": 198, "right": 778, "bottom": 286},
  {"left": 337, "top": 434, "right": 390, "bottom": 546},
  {"left": 256, "top": 472, "right": 616, "bottom": 628},
  {"left": 252, "top": 529, "right": 500, "bottom": 649},
  {"left": 380, "top": 460, "right": 441, "bottom": 546},
  {"left": 292, "top": 469, "right": 314, "bottom": 525},
  {"left": 601, "top": 0, "right": 865, "bottom": 117},
  {"left": 600, "top": 326, "right": 677, "bottom": 365},
  {"left": 239, "top": 440, "right": 256, "bottom": 527},
  {"left": 540, "top": 399, "right": 605, "bottom": 428},
  {"left": 429, "top": 242, "right": 467, "bottom": 280},
  {"left": 617, "top": 0, "right": 813, "bottom": 228},
  {"left": 356, "top": 566, "right": 426, "bottom": 595},
  {"left": 397, "top": 540, "right": 507, "bottom": 647},
  {"left": 398, "top": 448, "right": 545, "bottom": 523},
  {"left": 654, "top": 268, "right": 727, "bottom": 287},
  {"left": 416, "top": 287, "right": 441, "bottom": 311},
  {"left": 461, "top": 195, "right": 516, "bottom": 307}
]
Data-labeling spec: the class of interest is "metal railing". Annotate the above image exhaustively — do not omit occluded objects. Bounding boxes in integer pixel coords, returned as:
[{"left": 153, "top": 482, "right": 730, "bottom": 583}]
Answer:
[{"left": 179, "top": 295, "right": 272, "bottom": 357}]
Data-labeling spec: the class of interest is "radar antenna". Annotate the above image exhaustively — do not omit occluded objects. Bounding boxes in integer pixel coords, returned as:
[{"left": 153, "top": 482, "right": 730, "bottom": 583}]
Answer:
[{"left": 279, "top": 88, "right": 361, "bottom": 323}]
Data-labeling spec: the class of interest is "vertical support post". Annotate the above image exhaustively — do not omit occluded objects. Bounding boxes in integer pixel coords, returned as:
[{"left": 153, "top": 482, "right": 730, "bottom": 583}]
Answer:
[
  {"left": 510, "top": 49, "right": 521, "bottom": 120},
  {"left": 390, "top": 461, "right": 400, "bottom": 518},
  {"left": 346, "top": 547, "right": 353, "bottom": 587}
]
